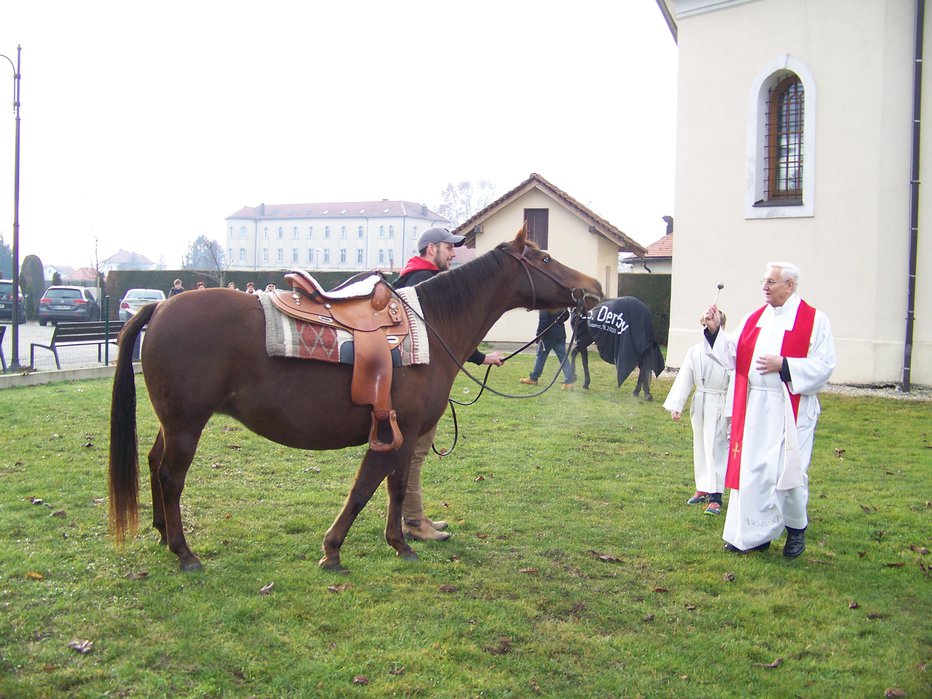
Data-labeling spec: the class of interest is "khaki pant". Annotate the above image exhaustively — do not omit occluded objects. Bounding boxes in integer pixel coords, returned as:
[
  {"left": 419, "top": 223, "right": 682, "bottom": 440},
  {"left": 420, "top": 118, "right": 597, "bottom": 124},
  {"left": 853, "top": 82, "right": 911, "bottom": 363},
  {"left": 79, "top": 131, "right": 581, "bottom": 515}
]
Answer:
[{"left": 401, "top": 423, "right": 439, "bottom": 521}]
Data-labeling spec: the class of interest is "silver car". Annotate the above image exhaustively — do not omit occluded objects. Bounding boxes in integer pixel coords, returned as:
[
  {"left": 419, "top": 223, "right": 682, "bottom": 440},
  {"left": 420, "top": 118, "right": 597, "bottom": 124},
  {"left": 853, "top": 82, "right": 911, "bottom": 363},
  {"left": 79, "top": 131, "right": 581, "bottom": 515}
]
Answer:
[{"left": 119, "top": 288, "right": 166, "bottom": 321}]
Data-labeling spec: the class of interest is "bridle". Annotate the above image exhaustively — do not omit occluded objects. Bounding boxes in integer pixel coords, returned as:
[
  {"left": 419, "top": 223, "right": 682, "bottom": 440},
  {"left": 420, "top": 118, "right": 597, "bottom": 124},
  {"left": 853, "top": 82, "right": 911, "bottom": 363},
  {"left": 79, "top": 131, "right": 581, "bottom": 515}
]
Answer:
[
  {"left": 499, "top": 244, "right": 600, "bottom": 311},
  {"left": 391, "top": 244, "right": 598, "bottom": 455}
]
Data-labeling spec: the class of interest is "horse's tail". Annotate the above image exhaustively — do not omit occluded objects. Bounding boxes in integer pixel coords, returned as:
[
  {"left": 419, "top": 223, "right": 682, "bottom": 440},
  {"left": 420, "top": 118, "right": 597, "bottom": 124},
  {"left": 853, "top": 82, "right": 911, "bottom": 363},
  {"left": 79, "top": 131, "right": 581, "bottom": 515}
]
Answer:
[{"left": 108, "top": 303, "right": 156, "bottom": 544}]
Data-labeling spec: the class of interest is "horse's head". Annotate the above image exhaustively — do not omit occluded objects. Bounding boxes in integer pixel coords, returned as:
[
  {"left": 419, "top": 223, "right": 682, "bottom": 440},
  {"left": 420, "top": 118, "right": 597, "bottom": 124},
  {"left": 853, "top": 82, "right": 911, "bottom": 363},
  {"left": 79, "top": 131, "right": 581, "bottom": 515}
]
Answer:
[{"left": 498, "top": 222, "right": 604, "bottom": 311}]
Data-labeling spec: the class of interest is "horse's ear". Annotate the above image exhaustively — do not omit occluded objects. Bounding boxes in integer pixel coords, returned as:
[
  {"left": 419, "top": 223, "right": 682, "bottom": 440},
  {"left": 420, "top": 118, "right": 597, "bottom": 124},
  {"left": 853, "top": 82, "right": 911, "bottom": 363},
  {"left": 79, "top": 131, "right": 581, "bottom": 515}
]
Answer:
[{"left": 512, "top": 221, "right": 529, "bottom": 250}]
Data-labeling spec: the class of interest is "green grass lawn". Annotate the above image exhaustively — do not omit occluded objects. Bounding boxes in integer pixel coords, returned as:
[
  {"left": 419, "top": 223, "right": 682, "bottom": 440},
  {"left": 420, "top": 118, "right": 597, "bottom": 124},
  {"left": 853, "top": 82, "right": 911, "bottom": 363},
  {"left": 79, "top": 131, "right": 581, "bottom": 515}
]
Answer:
[{"left": 0, "top": 356, "right": 929, "bottom": 698}]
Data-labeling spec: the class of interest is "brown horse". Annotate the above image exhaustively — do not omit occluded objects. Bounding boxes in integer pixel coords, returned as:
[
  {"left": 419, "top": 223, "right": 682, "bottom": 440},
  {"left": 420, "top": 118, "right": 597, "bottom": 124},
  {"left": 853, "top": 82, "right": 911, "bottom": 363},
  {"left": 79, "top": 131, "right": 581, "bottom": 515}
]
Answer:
[{"left": 109, "top": 225, "right": 602, "bottom": 572}]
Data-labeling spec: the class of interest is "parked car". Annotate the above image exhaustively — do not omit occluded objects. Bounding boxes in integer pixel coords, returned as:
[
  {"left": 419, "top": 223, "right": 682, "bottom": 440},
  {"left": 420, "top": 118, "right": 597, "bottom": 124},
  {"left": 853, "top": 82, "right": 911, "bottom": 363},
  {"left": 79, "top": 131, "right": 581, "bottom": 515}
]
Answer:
[
  {"left": 119, "top": 288, "right": 166, "bottom": 321},
  {"left": 38, "top": 286, "right": 101, "bottom": 325},
  {"left": 0, "top": 279, "right": 25, "bottom": 323}
]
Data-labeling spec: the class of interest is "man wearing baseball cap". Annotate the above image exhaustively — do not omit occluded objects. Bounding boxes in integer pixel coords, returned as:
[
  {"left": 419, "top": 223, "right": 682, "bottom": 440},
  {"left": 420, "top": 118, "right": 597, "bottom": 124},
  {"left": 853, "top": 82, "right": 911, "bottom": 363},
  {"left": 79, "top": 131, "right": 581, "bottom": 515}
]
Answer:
[
  {"left": 395, "top": 227, "right": 466, "bottom": 286},
  {"left": 394, "top": 227, "right": 504, "bottom": 541}
]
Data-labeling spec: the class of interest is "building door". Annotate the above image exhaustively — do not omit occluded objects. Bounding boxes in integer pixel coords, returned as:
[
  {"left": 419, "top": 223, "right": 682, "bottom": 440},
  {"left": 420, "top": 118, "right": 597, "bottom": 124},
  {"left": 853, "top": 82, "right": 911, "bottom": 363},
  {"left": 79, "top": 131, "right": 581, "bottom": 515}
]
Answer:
[{"left": 524, "top": 208, "right": 549, "bottom": 249}]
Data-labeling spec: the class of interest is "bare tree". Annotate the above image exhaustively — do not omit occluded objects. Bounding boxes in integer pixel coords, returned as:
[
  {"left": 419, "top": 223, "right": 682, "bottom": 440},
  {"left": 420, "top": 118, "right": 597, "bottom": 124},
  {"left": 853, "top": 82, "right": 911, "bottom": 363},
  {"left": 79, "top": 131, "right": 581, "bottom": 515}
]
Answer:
[
  {"left": 434, "top": 180, "right": 497, "bottom": 227},
  {"left": 0, "top": 235, "right": 11, "bottom": 278},
  {"left": 183, "top": 235, "right": 229, "bottom": 286}
]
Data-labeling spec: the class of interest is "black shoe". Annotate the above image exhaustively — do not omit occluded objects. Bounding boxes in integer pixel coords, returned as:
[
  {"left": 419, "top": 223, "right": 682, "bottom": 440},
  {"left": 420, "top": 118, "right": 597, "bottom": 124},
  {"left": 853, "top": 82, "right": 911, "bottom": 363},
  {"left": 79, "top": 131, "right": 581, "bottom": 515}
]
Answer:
[{"left": 783, "top": 527, "right": 806, "bottom": 558}]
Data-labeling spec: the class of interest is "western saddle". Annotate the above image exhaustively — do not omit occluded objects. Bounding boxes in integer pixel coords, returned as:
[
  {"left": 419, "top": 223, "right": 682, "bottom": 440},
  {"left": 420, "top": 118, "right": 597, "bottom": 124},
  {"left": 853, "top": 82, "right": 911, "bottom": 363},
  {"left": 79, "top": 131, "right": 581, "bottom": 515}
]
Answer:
[{"left": 269, "top": 270, "right": 410, "bottom": 452}]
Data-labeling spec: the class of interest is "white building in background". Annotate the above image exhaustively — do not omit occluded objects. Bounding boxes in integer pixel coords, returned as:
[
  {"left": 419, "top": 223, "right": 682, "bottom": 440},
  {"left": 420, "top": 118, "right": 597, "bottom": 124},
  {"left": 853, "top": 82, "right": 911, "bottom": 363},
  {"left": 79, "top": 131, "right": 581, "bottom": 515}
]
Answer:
[{"left": 225, "top": 200, "right": 449, "bottom": 273}]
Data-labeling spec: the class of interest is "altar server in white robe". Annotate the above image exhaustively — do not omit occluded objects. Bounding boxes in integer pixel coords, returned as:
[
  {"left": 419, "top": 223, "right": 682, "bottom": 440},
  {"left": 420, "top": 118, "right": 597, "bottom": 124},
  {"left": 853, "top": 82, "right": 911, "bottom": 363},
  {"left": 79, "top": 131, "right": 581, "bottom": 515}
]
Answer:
[
  {"left": 704, "top": 262, "right": 835, "bottom": 557},
  {"left": 663, "top": 311, "right": 732, "bottom": 516}
]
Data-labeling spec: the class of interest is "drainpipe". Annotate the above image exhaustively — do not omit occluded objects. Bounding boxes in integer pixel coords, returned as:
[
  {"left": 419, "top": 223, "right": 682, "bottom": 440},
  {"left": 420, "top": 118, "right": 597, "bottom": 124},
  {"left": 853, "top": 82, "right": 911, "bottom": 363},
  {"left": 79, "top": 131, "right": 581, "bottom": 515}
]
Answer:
[{"left": 903, "top": 0, "right": 924, "bottom": 393}]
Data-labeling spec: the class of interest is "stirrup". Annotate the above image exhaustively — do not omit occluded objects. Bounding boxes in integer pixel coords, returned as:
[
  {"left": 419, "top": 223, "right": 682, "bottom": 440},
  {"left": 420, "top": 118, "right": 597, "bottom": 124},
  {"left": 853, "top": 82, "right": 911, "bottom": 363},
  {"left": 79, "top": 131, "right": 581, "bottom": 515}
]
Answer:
[{"left": 368, "top": 410, "right": 403, "bottom": 452}]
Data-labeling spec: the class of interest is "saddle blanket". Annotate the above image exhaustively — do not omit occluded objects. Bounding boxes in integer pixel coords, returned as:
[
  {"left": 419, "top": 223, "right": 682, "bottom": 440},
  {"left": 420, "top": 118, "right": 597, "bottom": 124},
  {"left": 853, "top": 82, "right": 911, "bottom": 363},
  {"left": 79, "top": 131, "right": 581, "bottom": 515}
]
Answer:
[{"left": 257, "top": 286, "right": 430, "bottom": 366}]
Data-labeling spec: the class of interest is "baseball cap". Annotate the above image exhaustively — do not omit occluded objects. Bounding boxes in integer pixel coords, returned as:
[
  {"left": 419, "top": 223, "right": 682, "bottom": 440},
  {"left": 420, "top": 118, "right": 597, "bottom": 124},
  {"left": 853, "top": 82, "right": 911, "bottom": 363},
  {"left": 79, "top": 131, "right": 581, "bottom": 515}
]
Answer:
[{"left": 417, "top": 227, "right": 465, "bottom": 252}]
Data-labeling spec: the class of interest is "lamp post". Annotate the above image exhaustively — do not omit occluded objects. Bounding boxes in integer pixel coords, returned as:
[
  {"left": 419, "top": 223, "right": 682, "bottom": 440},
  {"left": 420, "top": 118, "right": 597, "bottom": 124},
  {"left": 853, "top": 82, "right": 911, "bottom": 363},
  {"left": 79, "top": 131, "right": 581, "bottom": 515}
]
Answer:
[{"left": 1, "top": 46, "right": 21, "bottom": 371}]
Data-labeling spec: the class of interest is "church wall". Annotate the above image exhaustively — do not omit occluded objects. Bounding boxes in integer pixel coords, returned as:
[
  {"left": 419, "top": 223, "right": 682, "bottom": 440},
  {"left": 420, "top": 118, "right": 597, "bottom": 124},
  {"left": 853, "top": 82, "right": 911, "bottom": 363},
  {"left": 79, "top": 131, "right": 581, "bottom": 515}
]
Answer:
[{"left": 667, "top": 0, "right": 930, "bottom": 385}]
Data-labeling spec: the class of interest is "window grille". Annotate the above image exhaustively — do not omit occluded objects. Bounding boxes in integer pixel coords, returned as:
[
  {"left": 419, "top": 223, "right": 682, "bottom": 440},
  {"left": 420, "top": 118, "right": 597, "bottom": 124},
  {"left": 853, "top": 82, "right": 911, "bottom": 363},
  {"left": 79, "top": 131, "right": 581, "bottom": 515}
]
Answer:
[{"left": 765, "top": 75, "right": 804, "bottom": 202}]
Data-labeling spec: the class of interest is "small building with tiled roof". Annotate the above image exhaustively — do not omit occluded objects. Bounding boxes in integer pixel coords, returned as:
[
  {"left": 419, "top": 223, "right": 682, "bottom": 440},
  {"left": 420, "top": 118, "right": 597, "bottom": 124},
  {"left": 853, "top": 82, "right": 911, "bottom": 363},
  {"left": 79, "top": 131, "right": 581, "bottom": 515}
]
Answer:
[
  {"left": 452, "top": 172, "right": 647, "bottom": 343},
  {"left": 622, "top": 216, "right": 673, "bottom": 274},
  {"left": 63, "top": 267, "right": 100, "bottom": 283},
  {"left": 102, "top": 249, "right": 156, "bottom": 273},
  {"left": 225, "top": 200, "right": 448, "bottom": 273}
]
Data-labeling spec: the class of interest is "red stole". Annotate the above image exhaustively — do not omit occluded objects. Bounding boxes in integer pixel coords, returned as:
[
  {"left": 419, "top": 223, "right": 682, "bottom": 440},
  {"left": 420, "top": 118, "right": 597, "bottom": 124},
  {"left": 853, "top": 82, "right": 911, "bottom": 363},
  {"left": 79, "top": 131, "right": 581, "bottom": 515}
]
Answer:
[{"left": 725, "top": 301, "right": 817, "bottom": 489}]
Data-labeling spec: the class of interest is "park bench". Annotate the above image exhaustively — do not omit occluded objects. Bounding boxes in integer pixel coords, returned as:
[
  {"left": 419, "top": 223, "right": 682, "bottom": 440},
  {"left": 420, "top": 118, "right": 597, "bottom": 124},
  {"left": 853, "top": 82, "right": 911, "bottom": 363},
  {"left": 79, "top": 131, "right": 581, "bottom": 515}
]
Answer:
[{"left": 30, "top": 320, "right": 125, "bottom": 370}]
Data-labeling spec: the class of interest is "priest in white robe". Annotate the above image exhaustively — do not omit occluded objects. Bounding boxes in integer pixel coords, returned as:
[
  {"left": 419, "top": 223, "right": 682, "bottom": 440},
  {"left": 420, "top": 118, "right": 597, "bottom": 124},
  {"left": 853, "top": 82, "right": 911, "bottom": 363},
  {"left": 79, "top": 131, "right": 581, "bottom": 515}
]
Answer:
[
  {"left": 663, "top": 312, "right": 732, "bottom": 515},
  {"left": 704, "top": 262, "right": 835, "bottom": 557}
]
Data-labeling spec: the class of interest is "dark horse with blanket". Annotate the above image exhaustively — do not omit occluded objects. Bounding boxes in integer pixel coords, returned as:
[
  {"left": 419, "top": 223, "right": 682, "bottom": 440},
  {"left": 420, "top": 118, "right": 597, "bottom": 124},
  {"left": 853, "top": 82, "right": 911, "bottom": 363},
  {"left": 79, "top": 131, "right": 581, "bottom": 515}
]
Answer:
[{"left": 109, "top": 225, "right": 602, "bottom": 573}]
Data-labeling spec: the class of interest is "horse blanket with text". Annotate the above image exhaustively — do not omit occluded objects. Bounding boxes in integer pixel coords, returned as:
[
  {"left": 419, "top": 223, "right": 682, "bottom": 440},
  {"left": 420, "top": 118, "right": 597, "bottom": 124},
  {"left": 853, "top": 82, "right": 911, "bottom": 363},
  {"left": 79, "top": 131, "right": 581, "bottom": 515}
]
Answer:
[{"left": 587, "top": 296, "right": 665, "bottom": 387}]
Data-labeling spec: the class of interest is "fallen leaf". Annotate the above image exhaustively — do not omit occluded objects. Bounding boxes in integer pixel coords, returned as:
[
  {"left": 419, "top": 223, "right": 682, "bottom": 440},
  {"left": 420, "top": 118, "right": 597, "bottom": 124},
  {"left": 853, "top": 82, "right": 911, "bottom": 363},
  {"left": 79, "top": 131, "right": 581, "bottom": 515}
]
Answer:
[
  {"left": 228, "top": 444, "right": 242, "bottom": 450},
  {"left": 909, "top": 544, "right": 929, "bottom": 555},
  {"left": 26, "top": 571, "right": 44, "bottom": 581},
  {"left": 858, "top": 551, "right": 867, "bottom": 558},
  {"left": 258, "top": 582, "right": 274, "bottom": 595},
  {"left": 529, "top": 679, "right": 541, "bottom": 693},
  {"left": 680, "top": 674, "right": 689, "bottom": 680},
  {"left": 389, "top": 665, "right": 406, "bottom": 676},
  {"left": 643, "top": 613, "right": 655, "bottom": 622},
  {"left": 29, "top": 497, "right": 43, "bottom": 505},
  {"left": 484, "top": 636, "right": 512, "bottom": 655},
  {"left": 848, "top": 601, "right": 859, "bottom": 609},
  {"left": 588, "top": 550, "right": 622, "bottom": 563},
  {"left": 860, "top": 505, "right": 873, "bottom": 513},
  {"left": 449, "top": 554, "right": 460, "bottom": 562},
  {"left": 82, "top": 442, "right": 94, "bottom": 448},
  {"left": 328, "top": 583, "right": 352, "bottom": 593},
  {"left": 653, "top": 587, "right": 668, "bottom": 593},
  {"left": 439, "top": 584, "right": 458, "bottom": 593},
  {"left": 441, "top": 501, "right": 450, "bottom": 509},
  {"left": 475, "top": 475, "right": 485, "bottom": 482},
  {"left": 352, "top": 675, "right": 369, "bottom": 685},
  {"left": 92, "top": 498, "right": 105, "bottom": 505},
  {"left": 884, "top": 689, "right": 906, "bottom": 698},
  {"left": 68, "top": 639, "right": 94, "bottom": 654},
  {"left": 684, "top": 603, "right": 697, "bottom": 611},
  {"left": 51, "top": 510, "right": 66, "bottom": 518},
  {"left": 867, "top": 613, "right": 889, "bottom": 620},
  {"left": 753, "top": 657, "right": 783, "bottom": 669},
  {"left": 884, "top": 562, "right": 906, "bottom": 568},
  {"left": 125, "top": 571, "right": 149, "bottom": 580},
  {"left": 210, "top": 462, "right": 221, "bottom": 469},
  {"left": 723, "top": 572, "right": 736, "bottom": 582},
  {"left": 833, "top": 448, "right": 845, "bottom": 457},
  {"left": 475, "top": 533, "right": 488, "bottom": 539},
  {"left": 519, "top": 568, "right": 539, "bottom": 574}
]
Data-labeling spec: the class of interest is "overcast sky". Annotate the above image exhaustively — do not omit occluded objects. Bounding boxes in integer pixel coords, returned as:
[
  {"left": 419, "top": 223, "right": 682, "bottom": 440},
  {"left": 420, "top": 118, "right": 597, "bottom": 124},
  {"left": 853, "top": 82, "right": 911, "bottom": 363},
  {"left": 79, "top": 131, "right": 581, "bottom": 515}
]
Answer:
[{"left": 0, "top": 1, "right": 678, "bottom": 270}]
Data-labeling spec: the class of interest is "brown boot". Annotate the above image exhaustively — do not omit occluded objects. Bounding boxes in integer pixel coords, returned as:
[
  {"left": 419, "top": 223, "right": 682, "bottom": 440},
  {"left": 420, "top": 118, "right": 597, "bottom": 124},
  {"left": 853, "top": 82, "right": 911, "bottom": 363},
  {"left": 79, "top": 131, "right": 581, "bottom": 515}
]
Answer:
[
  {"left": 403, "top": 519, "right": 451, "bottom": 541},
  {"left": 519, "top": 377, "right": 538, "bottom": 385},
  {"left": 425, "top": 517, "right": 449, "bottom": 531}
]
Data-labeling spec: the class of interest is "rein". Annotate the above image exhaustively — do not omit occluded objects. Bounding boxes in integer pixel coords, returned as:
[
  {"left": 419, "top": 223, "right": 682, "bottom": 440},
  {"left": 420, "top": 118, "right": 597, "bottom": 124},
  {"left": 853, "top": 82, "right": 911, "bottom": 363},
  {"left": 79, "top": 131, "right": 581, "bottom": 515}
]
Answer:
[{"left": 390, "top": 249, "right": 591, "bottom": 455}]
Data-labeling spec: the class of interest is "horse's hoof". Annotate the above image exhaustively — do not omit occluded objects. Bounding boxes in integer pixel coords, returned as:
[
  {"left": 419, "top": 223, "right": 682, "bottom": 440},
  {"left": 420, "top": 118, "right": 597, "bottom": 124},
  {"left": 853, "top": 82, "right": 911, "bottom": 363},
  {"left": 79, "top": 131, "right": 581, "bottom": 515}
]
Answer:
[
  {"left": 399, "top": 550, "right": 420, "bottom": 562},
  {"left": 180, "top": 558, "right": 203, "bottom": 573},
  {"left": 319, "top": 557, "right": 349, "bottom": 574}
]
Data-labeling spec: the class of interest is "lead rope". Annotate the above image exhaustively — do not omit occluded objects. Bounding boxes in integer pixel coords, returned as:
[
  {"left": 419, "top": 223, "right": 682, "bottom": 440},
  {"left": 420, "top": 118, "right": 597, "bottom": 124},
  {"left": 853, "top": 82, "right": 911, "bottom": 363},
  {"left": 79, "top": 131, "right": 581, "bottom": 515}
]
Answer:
[{"left": 430, "top": 301, "right": 587, "bottom": 456}]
